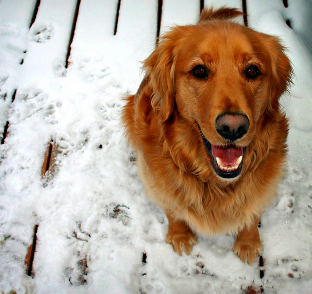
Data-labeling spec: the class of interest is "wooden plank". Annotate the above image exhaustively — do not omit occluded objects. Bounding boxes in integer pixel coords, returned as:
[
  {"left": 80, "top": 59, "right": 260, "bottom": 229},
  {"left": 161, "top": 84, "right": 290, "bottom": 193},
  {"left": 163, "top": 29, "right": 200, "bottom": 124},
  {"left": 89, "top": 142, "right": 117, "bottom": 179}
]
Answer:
[
  {"left": 69, "top": 0, "right": 158, "bottom": 78},
  {"left": 0, "top": 0, "right": 36, "bottom": 134},
  {"left": 205, "top": 0, "right": 243, "bottom": 9},
  {"left": 205, "top": 0, "right": 244, "bottom": 25},
  {"left": 18, "top": 0, "right": 78, "bottom": 87},
  {"left": 160, "top": 0, "right": 200, "bottom": 35},
  {"left": 116, "top": 0, "right": 158, "bottom": 68},
  {"left": 68, "top": 0, "right": 117, "bottom": 56},
  {"left": 160, "top": 0, "right": 244, "bottom": 36},
  {"left": 285, "top": 1, "right": 312, "bottom": 46},
  {"left": 246, "top": 0, "right": 285, "bottom": 29},
  {"left": 0, "top": 0, "right": 38, "bottom": 28}
]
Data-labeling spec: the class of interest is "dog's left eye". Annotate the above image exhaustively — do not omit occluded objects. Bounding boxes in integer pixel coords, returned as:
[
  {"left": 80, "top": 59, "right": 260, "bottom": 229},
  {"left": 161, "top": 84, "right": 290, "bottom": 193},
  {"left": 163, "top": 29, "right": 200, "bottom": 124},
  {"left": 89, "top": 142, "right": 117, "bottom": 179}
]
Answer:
[
  {"left": 245, "top": 65, "right": 261, "bottom": 79},
  {"left": 191, "top": 65, "right": 208, "bottom": 79}
]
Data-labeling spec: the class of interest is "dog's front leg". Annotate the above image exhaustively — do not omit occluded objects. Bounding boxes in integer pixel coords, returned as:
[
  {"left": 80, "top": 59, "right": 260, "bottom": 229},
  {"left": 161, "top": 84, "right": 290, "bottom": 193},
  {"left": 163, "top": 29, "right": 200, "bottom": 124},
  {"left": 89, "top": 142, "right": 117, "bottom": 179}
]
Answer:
[
  {"left": 233, "top": 216, "right": 262, "bottom": 265},
  {"left": 165, "top": 212, "right": 197, "bottom": 255}
]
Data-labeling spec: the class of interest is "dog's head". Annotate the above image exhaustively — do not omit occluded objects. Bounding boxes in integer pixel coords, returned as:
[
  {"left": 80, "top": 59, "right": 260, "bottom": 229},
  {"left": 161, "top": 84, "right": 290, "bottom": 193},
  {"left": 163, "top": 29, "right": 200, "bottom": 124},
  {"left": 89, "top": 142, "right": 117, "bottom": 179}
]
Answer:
[{"left": 143, "top": 7, "right": 291, "bottom": 181}]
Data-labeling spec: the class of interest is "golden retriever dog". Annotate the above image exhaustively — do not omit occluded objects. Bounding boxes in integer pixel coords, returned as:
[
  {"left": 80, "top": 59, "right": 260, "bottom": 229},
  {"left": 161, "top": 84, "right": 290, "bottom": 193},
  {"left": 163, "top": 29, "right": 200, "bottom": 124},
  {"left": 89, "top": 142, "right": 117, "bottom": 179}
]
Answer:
[{"left": 122, "top": 7, "right": 291, "bottom": 265}]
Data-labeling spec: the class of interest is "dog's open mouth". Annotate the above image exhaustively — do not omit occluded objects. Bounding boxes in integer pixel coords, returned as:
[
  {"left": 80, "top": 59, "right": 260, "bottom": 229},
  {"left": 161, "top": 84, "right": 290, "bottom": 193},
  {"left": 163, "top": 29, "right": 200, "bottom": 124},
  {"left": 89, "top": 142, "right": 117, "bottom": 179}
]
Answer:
[{"left": 200, "top": 130, "right": 246, "bottom": 179}]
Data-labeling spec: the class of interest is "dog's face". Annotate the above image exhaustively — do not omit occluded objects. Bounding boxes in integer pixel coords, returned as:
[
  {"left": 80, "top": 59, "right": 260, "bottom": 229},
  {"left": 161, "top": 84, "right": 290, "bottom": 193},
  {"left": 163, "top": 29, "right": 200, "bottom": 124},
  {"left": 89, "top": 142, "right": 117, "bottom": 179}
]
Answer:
[{"left": 144, "top": 21, "right": 291, "bottom": 180}]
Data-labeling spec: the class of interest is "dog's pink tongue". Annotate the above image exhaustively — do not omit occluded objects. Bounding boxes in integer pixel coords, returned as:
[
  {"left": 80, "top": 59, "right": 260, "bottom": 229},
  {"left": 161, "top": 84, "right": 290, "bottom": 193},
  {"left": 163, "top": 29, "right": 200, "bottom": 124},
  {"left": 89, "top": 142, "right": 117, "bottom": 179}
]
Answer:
[{"left": 211, "top": 145, "right": 243, "bottom": 165}]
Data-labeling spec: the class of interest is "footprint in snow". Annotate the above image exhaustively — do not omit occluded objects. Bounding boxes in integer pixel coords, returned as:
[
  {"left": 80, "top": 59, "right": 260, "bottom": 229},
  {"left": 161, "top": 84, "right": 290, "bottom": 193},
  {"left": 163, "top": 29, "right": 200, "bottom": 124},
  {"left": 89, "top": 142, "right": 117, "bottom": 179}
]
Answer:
[
  {"left": 273, "top": 258, "right": 305, "bottom": 279},
  {"left": 30, "top": 23, "right": 54, "bottom": 43},
  {"left": 0, "top": 205, "right": 9, "bottom": 224},
  {"left": 76, "top": 58, "right": 112, "bottom": 82},
  {"left": 12, "top": 89, "right": 60, "bottom": 125}
]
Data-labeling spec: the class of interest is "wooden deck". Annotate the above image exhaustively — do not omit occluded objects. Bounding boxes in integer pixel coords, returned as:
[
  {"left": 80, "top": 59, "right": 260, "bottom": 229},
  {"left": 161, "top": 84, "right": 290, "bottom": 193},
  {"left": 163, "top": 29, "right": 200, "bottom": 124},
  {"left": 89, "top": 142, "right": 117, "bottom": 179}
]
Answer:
[{"left": 0, "top": 0, "right": 310, "bottom": 293}]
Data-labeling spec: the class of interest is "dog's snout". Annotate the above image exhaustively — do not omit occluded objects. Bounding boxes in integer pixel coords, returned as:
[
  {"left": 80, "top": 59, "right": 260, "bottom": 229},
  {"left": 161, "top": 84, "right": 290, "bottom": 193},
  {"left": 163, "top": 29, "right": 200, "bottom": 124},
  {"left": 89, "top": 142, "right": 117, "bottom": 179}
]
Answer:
[{"left": 215, "top": 113, "right": 250, "bottom": 142}]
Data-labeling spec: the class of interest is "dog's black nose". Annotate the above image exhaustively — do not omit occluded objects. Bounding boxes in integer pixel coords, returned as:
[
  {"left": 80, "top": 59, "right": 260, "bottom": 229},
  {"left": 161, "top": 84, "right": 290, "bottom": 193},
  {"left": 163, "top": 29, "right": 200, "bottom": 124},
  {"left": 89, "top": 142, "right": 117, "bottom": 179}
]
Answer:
[{"left": 215, "top": 113, "right": 249, "bottom": 142}]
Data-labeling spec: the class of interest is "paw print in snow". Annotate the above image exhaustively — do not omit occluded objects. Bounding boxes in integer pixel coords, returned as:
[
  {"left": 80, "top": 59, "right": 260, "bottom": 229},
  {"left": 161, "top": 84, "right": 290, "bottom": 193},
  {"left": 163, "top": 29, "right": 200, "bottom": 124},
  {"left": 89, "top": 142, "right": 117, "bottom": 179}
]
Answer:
[
  {"left": 100, "top": 100, "right": 122, "bottom": 121},
  {"left": 108, "top": 204, "right": 131, "bottom": 226},
  {"left": 53, "top": 58, "right": 67, "bottom": 77},
  {"left": 75, "top": 57, "right": 112, "bottom": 82},
  {"left": 275, "top": 193, "right": 295, "bottom": 214},
  {"left": 0, "top": 205, "right": 9, "bottom": 225},
  {"left": 30, "top": 23, "right": 54, "bottom": 43},
  {"left": 8, "top": 89, "right": 61, "bottom": 126},
  {"left": 44, "top": 104, "right": 58, "bottom": 125},
  {"left": 272, "top": 258, "right": 306, "bottom": 279},
  {"left": 64, "top": 222, "right": 90, "bottom": 285},
  {"left": 194, "top": 254, "right": 217, "bottom": 277},
  {"left": 14, "top": 89, "right": 59, "bottom": 124}
]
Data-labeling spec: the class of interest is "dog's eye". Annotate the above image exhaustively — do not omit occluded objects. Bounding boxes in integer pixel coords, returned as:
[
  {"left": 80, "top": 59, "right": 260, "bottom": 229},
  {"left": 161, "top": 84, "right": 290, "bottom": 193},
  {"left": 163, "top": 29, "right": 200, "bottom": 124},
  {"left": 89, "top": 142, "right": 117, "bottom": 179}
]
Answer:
[
  {"left": 245, "top": 65, "right": 261, "bottom": 79},
  {"left": 191, "top": 65, "right": 208, "bottom": 79}
]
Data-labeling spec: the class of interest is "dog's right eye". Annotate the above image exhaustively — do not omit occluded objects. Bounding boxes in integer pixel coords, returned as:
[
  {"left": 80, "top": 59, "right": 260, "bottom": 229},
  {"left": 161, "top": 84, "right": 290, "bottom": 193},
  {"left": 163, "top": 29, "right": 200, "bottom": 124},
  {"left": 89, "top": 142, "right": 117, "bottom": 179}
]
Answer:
[
  {"left": 245, "top": 65, "right": 261, "bottom": 79},
  {"left": 191, "top": 65, "right": 208, "bottom": 79}
]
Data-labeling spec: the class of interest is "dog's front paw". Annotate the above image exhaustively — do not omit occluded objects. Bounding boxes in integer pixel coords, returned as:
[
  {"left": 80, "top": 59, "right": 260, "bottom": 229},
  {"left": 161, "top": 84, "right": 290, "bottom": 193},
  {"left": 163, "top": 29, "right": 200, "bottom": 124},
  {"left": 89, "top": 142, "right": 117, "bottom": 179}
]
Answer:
[
  {"left": 166, "top": 231, "right": 197, "bottom": 255},
  {"left": 233, "top": 239, "right": 261, "bottom": 265}
]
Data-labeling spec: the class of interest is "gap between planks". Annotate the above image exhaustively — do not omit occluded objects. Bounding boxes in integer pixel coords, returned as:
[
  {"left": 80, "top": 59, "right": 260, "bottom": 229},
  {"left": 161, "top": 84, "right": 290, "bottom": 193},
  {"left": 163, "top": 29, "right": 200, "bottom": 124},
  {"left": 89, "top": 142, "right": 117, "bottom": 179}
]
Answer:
[
  {"left": 41, "top": 140, "right": 55, "bottom": 178},
  {"left": 114, "top": 0, "right": 122, "bottom": 35},
  {"left": 1, "top": 90, "right": 17, "bottom": 145},
  {"left": 156, "top": 0, "right": 163, "bottom": 46},
  {"left": 25, "top": 225, "right": 39, "bottom": 277},
  {"left": 65, "top": 0, "right": 82, "bottom": 69},
  {"left": 29, "top": 0, "right": 41, "bottom": 29}
]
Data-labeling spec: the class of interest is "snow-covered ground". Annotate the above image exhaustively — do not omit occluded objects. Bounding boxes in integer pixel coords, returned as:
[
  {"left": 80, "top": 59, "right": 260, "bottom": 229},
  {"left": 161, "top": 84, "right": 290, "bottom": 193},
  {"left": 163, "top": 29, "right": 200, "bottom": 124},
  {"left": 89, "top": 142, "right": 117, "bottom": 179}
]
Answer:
[{"left": 0, "top": 0, "right": 311, "bottom": 293}]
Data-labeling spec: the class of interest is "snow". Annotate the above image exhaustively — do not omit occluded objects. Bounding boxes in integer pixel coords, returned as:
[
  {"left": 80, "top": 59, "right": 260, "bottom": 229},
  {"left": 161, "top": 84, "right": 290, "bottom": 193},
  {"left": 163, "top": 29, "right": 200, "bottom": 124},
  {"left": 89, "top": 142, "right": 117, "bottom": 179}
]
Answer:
[{"left": 0, "top": 0, "right": 312, "bottom": 293}]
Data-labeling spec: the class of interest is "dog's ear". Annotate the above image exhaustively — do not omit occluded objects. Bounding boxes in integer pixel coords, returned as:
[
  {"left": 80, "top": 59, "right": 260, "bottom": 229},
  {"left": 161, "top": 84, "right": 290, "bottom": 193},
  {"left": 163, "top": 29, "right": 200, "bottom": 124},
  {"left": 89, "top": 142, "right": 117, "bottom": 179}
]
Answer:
[
  {"left": 143, "top": 28, "right": 185, "bottom": 122},
  {"left": 264, "top": 36, "right": 292, "bottom": 113}
]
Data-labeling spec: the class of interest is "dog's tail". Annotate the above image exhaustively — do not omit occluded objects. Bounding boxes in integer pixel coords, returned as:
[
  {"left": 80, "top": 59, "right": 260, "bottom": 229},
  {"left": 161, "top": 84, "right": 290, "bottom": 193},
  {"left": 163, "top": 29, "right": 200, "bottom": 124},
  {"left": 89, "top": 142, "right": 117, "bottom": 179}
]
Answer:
[{"left": 198, "top": 7, "right": 244, "bottom": 23}]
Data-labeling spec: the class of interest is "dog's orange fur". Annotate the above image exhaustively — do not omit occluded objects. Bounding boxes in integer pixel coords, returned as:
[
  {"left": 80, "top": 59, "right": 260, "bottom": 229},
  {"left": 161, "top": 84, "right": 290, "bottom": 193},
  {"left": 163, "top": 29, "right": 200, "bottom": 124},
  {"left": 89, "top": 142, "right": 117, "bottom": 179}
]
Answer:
[{"left": 122, "top": 7, "right": 291, "bottom": 265}]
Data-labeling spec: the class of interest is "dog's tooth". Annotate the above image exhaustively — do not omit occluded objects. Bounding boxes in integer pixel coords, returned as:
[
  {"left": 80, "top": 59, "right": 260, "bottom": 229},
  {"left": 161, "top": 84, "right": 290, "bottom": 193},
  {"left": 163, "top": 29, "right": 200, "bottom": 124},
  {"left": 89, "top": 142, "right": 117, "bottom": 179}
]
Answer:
[
  {"left": 236, "top": 156, "right": 243, "bottom": 165},
  {"left": 216, "top": 157, "right": 222, "bottom": 167}
]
